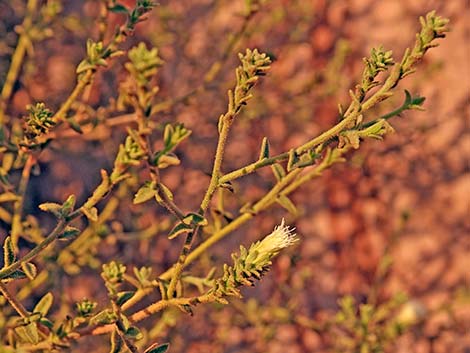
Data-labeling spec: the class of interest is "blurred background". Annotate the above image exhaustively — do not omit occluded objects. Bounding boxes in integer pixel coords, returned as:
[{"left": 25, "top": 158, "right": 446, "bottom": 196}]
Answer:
[{"left": 0, "top": 0, "right": 468, "bottom": 352}]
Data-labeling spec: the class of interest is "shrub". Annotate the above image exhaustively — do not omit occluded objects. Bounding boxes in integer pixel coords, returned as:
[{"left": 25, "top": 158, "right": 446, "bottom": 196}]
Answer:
[{"left": 0, "top": 1, "right": 449, "bottom": 352}]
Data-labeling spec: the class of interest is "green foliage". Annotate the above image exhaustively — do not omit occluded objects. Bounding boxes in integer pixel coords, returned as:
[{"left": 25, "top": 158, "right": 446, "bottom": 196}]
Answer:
[
  {"left": 332, "top": 294, "right": 410, "bottom": 353},
  {"left": 24, "top": 103, "right": 55, "bottom": 140},
  {"left": 76, "top": 299, "right": 98, "bottom": 317},
  {"left": 76, "top": 40, "right": 108, "bottom": 75}
]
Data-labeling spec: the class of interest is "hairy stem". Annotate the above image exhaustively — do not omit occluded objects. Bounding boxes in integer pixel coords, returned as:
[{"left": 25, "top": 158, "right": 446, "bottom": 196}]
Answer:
[
  {"left": 10, "top": 153, "right": 35, "bottom": 250},
  {"left": 167, "top": 113, "right": 234, "bottom": 297},
  {"left": 0, "top": 282, "right": 29, "bottom": 318}
]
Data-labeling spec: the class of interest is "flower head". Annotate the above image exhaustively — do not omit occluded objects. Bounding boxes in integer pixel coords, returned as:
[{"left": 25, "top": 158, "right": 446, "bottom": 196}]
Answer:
[
  {"left": 210, "top": 220, "right": 298, "bottom": 301},
  {"left": 252, "top": 219, "right": 298, "bottom": 260}
]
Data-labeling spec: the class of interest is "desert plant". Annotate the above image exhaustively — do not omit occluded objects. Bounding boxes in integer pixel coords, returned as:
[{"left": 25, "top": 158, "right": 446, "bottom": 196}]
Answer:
[{"left": 0, "top": 1, "right": 449, "bottom": 352}]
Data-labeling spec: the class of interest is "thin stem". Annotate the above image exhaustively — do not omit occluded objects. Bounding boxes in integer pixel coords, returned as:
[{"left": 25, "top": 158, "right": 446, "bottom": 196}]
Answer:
[
  {"left": 200, "top": 115, "right": 233, "bottom": 212},
  {"left": 10, "top": 153, "right": 35, "bottom": 250},
  {"left": 149, "top": 165, "right": 185, "bottom": 221},
  {"left": 74, "top": 294, "right": 213, "bottom": 338},
  {"left": 121, "top": 287, "right": 154, "bottom": 312},
  {"left": 166, "top": 113, "right": 233, "bottom": 297},
  {"left": 0, "top": 282, "right": 29, "bottom": 318},
  {"left": 0, "top": 219, "right": 68, "bottom": 280},
  {"left": 51, "top": 70, "right": 94, "bottom": 124},
  {"left": 219, "top": 152, "right": 289, "bottom": 184},
  {"left": 0, "top": 0, "right": 38, "bottom": 124}
]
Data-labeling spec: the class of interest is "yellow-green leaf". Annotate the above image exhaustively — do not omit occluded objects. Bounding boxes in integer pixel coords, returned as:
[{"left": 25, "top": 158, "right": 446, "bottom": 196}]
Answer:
[
  {"left": 3, "top": 236, "right": 15, "bottom": 267},
  {"left": 168, "top": 222, "right": 192, "bottom": 239},
  {"left": 271, "top": 163, "right": 285, "bottom": 182},
  {"left": 133, "top": 182, "right": 157, "bottom": 204},
  {"left": 21, "top": 262, "right": 37, "bottom": 280},
  {"left": 276, "top": 195, "right": 298, "bottom": 216},
  {"left": 15, "top": 323, "right": 39, "bottom": 344},
  {"left": 144, "top": 343, "right": 170, "bottom": 353},
  {"left": 33, "top": 292, "right": 53, "bottom": 316},
  {"left": 258, "top": 137, "right": 270, "bottom": 160}
]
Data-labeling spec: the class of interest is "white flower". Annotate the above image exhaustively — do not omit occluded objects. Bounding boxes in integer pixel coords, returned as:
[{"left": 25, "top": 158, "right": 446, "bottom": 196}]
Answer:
[{"left": 247, "top": 219, "right": 298, "bottom": 264}]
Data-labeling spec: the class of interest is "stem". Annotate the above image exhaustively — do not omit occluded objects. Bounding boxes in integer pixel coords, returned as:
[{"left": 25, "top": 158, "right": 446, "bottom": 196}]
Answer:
[
  {"left": 10, "top": 153, "right": 35, "bottom": 250},
  {"left": 121, "top": 287, "right": 154, "bottom": 312},
  {"left": 75, "top": 294, "right": 213, "bottom": 338},
  {"left": 166, "top": 113, "right": 233, "bottom": 297},
  {"left": 0, "top": 0, "right": 38, "bottom": 124},
  {"left": 200, "top": 115, "right": 233, "bottom": 212},
  {"left": 0, "top": 282, "right": 29, "bottom": 318},
  {"left": 149, "top": 164, "right": 185, "bottom": 221},
  {"left": 219, "top": 152, "right": 289, "bottom": 184},
  {"left": 51, "top": 70, "right": 94, "bottom": 124},
  {"left": 0, "top": 219, "right": 68, "bottom": 280}
]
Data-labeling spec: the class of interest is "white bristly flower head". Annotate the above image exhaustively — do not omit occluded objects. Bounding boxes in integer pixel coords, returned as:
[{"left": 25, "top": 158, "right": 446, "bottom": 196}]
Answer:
[
  {"left": 211, "top": 219, "right": 299, "bottom": 300},
  {"left": 246, "top": 219, "right": 298, "bottom": 266},
  {"left": 258, "top": 219, "right": 298, "bottom": 255}
]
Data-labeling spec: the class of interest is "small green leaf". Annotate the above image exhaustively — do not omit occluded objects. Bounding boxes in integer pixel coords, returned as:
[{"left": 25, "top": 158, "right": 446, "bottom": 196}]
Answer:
[
  {"left": 219, "top": 181, "right": 234, "bottom": 193},
  {"left": 34, "top": 292, "right": 53, "bottom": 316},
  {"left": 168, "top": 222, "right": 192, "bottom": 240},
  {"left": 62, "top": 194, "right": 76, "bottom": 215},
  {"left": 182, "top": 213, "right": 208, "bottom": 227},
  {"left": 159, "top": 183, "right": 174, "bottom": 201},
  {"left": 58, "top": 226, "right": 81, "bottom": 240},
  {"left": 276, "top": 195, "right": 298, "bottom": 216},
  {"left": 15, "top": 323, "right": 39, "bottom": 344},
  {"left": 76, "top": 59, "right": 94, "bottom": 75},
  {"left": 133, "top": 182, "right": 157, "bottom": 204},
  {"left": 271, "top": 163, "right": 285, "bottom": 182},
  {"left": 125, "top": 326, "right": 143, "bottom": 340},
  {"left": 67, "top": 117, "right": 83, "bottom": 134},
  {"left": 39, "top": 317, "right": 54, "bottom": 329},
  {"left": 90, "top": 310, "right": 117, "bottom": 325},
  {"left": 258, "top": 137, "right": 270, "bottom": 160},
  {"left": 144, "top": 343, "right": 170, "bottom": 353},
  {"left": 109, "top": 4, "right": 129, "bottom": 14},
  {"left": 404, "top": 89, "right": 412, "bottom": 105},
  {"left": 163, "top": 124, "right": 174, "bottom": 147},
  {"left": 21, "top": 262, "right": 37, "bottom": 280},
  {"left": 116, "top": 291, "right": 135, "bottom": 306},
  {"left": 133, "top": 266, "right": 152, "bottom": 285},
  {"left": 38, "top": 202, "right": 62, "bottom": 218},
  {"left": 3, "top": 236, "right": 15, "bottom": 267},
  {"left": 1, "top": 153, "right": 14, "bottom": 173},
  {"left": 76, "top": 299, "right": 97, "bottom": 317},
  {"left": 110, "top": 330, "right": 124, "bottom": 353},
  {"left": 287, "top": 149, "right": 299, "bottom": 172},
  {"left": 156, "top": 154, "right": 180, "bottom": 169}
]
